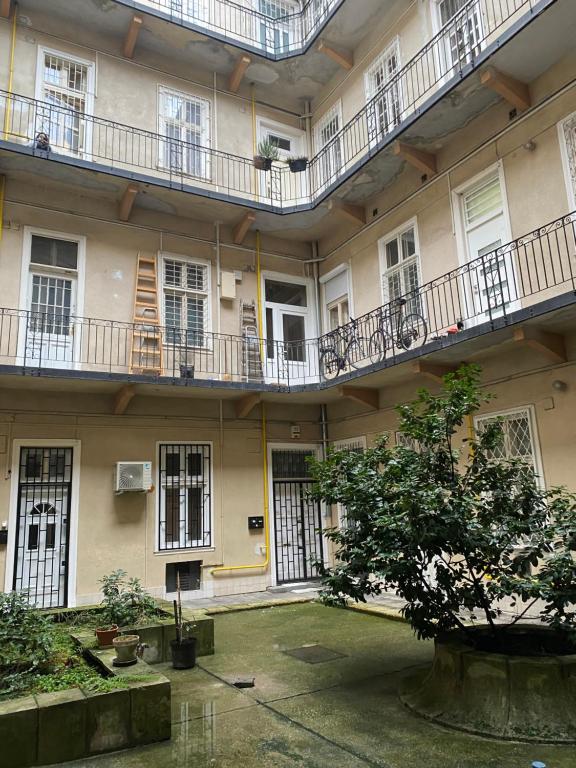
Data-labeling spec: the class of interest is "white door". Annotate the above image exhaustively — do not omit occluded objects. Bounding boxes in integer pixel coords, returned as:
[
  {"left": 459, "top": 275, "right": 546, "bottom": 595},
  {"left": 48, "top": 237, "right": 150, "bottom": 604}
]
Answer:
[
  {"left": 264, "top": 277, "right": 314, "bottom": 384},
  {"left": 460, "top": 172, "right": 518, "bottom": 322},
  {"left": 257, "top": 123, "right": 307, "bottom": 203},
  {"left": 25, "top": 272, "right": 76, "bottom": 368},
  {"left": 13, "top": 447, "right": 73, "bottom": 609},
  {"left": 366, "top": 44, "right": 401, "bottom": 146},
  {"left": 315, "top": 106, "right": 342, "bottom": 191}
]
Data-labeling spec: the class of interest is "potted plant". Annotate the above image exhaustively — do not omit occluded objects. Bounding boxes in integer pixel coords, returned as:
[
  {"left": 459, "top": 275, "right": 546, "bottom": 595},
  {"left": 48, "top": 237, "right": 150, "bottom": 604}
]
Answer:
[
  {"left": 287, "top": 156, "right": 308, "bottom": 173},
  {"left": 253, "top": 139, "right": 279, "bottom": 171},
  {"left": 310, "top": 365, "right": 576, "bottom": 743},
  {"left": 95, "top": 569, "right": 156, "bottom": 648},
  {"left": 111, "top": 633, "right": 142, "bottom": 666},
  {"left": 170, "top": 574, "right": 197, "bottom": 669}
]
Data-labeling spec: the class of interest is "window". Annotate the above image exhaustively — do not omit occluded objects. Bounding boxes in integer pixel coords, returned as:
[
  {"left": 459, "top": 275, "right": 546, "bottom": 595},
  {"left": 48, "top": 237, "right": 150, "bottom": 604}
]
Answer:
[
  {"left": 365, "top": 41, "right": 401, "bottom": 143},
  {"left": 28, "top": 235, "right": 79, "bottom": 336},
  {"left": 474, "top": 408, "right": 542, "bottom": 480},
  {"left": 162, "top": 256, "right": 210, "bottom": 348},
  {"left": 158, "top": 444, "right": 212, "bottom": 550},
  {"left": 159, "top": 88, "right": 210, "bottom": 179},
  {"left": 314, "top": 104, "right": 342, "bottom": 189},
  {"left": 259, "top": 0, "right": 298, "bottom": 53},
  {"left": 380, "top": 223, "right": 422, "bottom": 314},
  {"left": 332, "top": 437, "right": 367, "bottom": 528},
  {"left": 36, "top": 50, "right": 93, "bottom": 156},
  {"left": 434, "top": 0, "right": 483, "bottom": 71},
  {"left": 395, "top": 432, "right": 420, "bottom": 451},
  {"left": 322, "top": 268, "right": 350, "bottom": 332}
]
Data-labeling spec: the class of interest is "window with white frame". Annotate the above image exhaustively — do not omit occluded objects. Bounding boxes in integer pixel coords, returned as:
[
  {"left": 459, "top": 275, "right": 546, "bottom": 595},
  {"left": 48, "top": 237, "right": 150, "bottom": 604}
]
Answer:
[
  {"left": 158, "top": 443, "right": 212, "bottom": 551},
  {"left": 314, "top": 104, "right": 342, "bottom": 189},
  {"left": 365, "top": 41, "right": 401, "bottom": 143},
  {"left": 322, "top": 268, "right": 350, "bottom": 332},
  {"left": 395, "top": 431, "right": 420, "bottom": 451},
  {"left": 331, "top": 437, "right": 367, "bottom": 529},
  {"left": 36, "top": 50, "right": 93, "bottom": 156},
  {"left": 474, "top": 408, "right": 542, "bottom": 480},
  {"left": 433, "top": 0, "right": 483, "bottom": 71},
  {"left": 159, "top": 88, "right": 210, "bottom": 179},
  {"left": 258, "top": 0, "right": 299, "bottom": 53},
  {"left": 380, "top": 223, "right": 422, "bottom": 315},
  {"left": 162, "top": 256, "right": 210, "bottom": 348}
]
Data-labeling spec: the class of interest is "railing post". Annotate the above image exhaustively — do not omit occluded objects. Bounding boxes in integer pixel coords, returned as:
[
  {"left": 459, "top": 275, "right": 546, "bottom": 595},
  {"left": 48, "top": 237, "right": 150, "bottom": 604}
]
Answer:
[{"left": 481, "top": 254, "right": 494, "bottom": 326}]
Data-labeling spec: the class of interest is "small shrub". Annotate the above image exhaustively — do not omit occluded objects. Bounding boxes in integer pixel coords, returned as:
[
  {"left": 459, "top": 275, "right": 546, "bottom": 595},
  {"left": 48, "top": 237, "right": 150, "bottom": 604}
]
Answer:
[
  {"left": 0, "top": 592, "right": 56, "bottom": 695},
  {"left": 99, "top": 569, "right": 157, "bottom": 628}
]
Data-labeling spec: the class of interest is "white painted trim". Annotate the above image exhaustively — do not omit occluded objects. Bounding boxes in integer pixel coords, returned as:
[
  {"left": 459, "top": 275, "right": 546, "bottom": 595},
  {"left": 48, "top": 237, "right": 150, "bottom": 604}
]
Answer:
[
  {"left": 5, "top": 439, "right": 82, "bottom": 608},
  {"left": 377, "top": 216, "right": 422, "bottom": 308},
  {"left": 261, "top": 269, "right": 318, "bottom": 334},
  {"left": 266, "top": 442, "right": 323, "bottom": 587},
  {"left": 473, "top": 404, "right": 545, "bottom": 487},
  {"left": 557, "top": 111, "right": 576, "bottom": 212},
  {"left": 256, "top": 116, "right": 307, "bottom": 153},
  {"left": 154, "top": 441, "right": 215, "bottom": 556},
  {"left": 17, "top": 226, "right": 87, "bottom": 366},
  {"left": 158, "top": 251, "right": 213, "bottom": 345},
  {"left": 157, "top": 84, "right": 212, "bottom": 178}
]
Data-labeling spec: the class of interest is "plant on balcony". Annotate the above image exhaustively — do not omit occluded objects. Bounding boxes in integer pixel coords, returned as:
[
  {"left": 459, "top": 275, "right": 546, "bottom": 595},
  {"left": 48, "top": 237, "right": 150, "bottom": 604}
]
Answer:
[
  {"left": 253, "top": 139, "right": 280, "bottom": 171},
  {"left": 309, "top": 365, "right": 576, "bottom": 739},
  {"left": 96, "top": 569, "right": 157, "bottom": 647},
  {"left": 286, "top": 155, "right": 308, "bottom": 173}
]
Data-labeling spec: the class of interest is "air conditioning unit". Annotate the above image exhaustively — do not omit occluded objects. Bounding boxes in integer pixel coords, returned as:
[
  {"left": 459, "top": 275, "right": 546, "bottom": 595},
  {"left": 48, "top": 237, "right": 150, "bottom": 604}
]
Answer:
[{"left": 115, "top": 461, "right": 153, "bottom": 493}]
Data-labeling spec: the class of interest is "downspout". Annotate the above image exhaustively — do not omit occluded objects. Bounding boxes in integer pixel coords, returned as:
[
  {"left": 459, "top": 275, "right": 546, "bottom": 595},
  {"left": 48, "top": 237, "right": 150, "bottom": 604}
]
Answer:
[
  {"left": 210, "top": 402, "right": 270, "bottom": 576},
  {"left": 0, "top": 175, "right": 5, "bottom": 245},
  {"left": 256, "top": 230, "right": 264, "bottom": 363},
  {"left": 3, "top": 4, "right": 16, "bottom": 140}
]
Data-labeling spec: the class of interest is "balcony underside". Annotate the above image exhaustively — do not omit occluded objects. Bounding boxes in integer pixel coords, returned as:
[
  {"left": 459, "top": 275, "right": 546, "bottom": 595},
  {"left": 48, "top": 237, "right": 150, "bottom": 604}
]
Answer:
[
  {"left": 14, "top": 0, "right": 383, "bottom": 110},
  {"left": 1, "top": 291, "right": 575, "bottom": 407},
  {"left": 0, "top": 0, "right": 571, "bottom": 239}
]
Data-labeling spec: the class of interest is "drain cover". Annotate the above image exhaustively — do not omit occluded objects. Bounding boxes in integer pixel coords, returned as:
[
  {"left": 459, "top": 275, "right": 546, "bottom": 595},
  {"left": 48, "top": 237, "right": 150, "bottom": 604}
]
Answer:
[{"left": 283, "top": 644, "right": 346, "bottom": 664}]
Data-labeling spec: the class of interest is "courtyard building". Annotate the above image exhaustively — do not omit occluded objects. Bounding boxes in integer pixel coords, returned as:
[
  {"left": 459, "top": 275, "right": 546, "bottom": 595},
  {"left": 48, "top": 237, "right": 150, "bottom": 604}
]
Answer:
[{"left": 0, "top": 0, "right": 576, "bottom": 607}]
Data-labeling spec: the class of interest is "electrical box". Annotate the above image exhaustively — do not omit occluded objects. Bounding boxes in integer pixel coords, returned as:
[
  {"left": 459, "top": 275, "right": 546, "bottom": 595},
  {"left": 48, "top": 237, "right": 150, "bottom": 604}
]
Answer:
[
  {"left": 248, "top": 516, "right": 265, "bottom": 530},
  {"left": 220, "top": 271, "right": 236, "bottom": 301},
  {"left": 115, "top": 461, "right": 153, "bottom": 493}
]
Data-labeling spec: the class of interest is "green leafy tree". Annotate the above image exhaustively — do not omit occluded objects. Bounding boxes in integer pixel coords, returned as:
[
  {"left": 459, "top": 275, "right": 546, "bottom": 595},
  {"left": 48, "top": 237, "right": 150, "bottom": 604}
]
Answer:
[{"left": 310, "top": 365, "right": 576, "bottom": 642}]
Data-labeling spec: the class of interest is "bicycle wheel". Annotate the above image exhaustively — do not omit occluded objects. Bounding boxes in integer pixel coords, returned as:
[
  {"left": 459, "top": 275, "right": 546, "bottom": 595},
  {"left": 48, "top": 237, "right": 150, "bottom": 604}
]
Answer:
[
  {"left": 320, "top": 348, "right": 341, "bottom": 380},
  {"left": 368, "top": 329, "right": 387, "bottom": 365},
  {"left": 347, "top": 337, "right": 371, "bottom": 369},
  {"left": 398, "top": 313, "right": 428, "bottom": 350}
]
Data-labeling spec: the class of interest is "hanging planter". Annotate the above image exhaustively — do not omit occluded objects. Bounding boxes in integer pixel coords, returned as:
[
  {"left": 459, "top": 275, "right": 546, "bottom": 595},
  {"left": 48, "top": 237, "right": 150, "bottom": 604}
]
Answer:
[
  {"left": 253, "top": 139, "right": 279, "bottom": 172},
  {"left": 287, "top": 157, "right": 308, "bottom": 173}
]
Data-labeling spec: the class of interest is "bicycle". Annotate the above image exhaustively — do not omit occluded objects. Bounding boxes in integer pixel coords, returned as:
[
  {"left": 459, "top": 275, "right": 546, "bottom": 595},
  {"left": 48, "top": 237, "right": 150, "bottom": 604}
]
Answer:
[
  {"left": 367, "top": 297, "right": 428, "bottom": 364},
  {"left": 319, "top": 318, "right": 371, "bottom": 380}
]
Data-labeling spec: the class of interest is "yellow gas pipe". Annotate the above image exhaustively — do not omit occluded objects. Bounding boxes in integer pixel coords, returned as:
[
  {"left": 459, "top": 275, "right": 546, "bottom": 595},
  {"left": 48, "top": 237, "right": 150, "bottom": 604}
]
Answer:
[
  {"left": 211, "top": 231, "right": 270, "bottom": 576},
  {"left": 3, "top": 5, "right": 17, "bottom": 140}
]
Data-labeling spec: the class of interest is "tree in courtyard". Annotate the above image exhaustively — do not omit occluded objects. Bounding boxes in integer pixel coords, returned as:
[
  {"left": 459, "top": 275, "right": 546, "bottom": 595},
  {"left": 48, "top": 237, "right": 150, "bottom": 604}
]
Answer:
[{"left": 309, "top": 365, "right": 576, "bottom": 643}]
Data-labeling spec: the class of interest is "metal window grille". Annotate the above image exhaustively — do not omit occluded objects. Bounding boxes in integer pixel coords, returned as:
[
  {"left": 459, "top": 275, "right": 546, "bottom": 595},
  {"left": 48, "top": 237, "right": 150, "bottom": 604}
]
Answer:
[
  {"left": 29, "top": 275, "right": 72, "bottom": 335},
  {"left": 13, "top": 447, "right": 73, "bottom": 608},
  {"left": 39, "top": 54, "right": 89, "bottom": 155},
  {"left": 475, "top": 409, "right": 538, "bottom": 469},
  {"left": 158, "top": 444, "right": 212, "bottom": 551}
]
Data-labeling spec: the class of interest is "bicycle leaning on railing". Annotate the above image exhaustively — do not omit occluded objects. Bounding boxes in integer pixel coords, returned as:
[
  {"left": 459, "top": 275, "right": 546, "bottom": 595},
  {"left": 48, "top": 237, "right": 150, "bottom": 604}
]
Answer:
[
  {"left": 319, "top": 318, "right": 371, "bottom": 380},
  {"left": 367, "top": 297, "right": 428, "bottom": 364}
]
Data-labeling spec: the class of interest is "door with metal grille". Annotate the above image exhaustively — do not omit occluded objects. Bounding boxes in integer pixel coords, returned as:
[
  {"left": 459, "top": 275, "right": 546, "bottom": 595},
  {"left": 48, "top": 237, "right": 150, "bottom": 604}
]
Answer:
[
  {"left": 271, "top": 449, "right": 323, "bottom": 584},
  {"left": 13, "top": 447, "right": 73, "bottom": 608}
]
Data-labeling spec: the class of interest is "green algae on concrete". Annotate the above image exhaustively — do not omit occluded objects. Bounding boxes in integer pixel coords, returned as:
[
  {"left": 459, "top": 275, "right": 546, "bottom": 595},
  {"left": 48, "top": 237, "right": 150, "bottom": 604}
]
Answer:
[
  {"left": 36, "top": 688, "right": 87, "bottom": 765},
  {"left": 61, "top": 603, "right": 576, "bottom": 768},
  {"left": 0, "top": 695, "right": 38, "bottom": 768},
  {"left": 85, "top": 688, "right": 132, "bottom": 755}
]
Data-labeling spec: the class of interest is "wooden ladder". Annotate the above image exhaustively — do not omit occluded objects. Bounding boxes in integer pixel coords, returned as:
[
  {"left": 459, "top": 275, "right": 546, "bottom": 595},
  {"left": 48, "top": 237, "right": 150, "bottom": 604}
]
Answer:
[
  {"left": 240, "top": 300, "right": 263, "bottom": 381},
  {"left": 130, "top": 254, "right": 163, "bottom": 375}
]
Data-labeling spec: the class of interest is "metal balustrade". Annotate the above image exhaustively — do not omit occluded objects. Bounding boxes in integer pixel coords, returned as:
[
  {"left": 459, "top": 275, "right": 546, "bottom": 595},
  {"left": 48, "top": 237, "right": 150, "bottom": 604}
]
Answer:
[
  {"left": 132, "top": 0, "right": 343, "bottom": 58},
  {"left": 1, "top": 211, "right": 575, "bottom": 387},
  {"left": 0, "top": 0, "right": 546, "bottom": 211}
]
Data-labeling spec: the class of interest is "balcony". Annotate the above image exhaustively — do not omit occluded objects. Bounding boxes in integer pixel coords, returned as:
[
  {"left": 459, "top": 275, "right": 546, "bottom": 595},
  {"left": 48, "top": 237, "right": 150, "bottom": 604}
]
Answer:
[
  {"left": 0, "top": 0, "right": 566, "bottom": 224},
  {"left": 1, "top": 211, "right": 575, "bottom": 393}
]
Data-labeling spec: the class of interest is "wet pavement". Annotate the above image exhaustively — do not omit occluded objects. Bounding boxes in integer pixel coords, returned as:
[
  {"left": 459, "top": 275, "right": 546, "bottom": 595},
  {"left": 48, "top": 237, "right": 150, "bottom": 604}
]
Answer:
[{"left": 62, "top": 603, "right": 574, "bottom": 767}]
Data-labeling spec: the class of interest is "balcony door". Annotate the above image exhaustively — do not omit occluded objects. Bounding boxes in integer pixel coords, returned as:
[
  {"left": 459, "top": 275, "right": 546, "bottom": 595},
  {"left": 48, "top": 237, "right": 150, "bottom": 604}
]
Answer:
[
  {"left": 258, "top": 0, "right": 298, "bottom": 54},
  {"left": 456, "top": 169, "right": 518, "bottom": 324},
  {"left": 263, "top": 274, "right": 316, "bottom": 384},
  {"left": 314, "top": 104, "right": 342, "bottom": 192},
  {"left": 18, "top": 230, "right": 85, "bottom": 370},
  {"left": 433, "top": 0, "right": 483, "bottom": 77},
  {"left": 257, "top": 119, "right": 307, "bottom": 203}
]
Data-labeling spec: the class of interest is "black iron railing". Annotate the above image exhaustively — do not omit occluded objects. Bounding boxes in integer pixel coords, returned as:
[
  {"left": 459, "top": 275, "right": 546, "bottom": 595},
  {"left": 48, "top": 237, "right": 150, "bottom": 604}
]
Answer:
[
  {"left": 0, "top": 0, "right": 545, "bottom": 210},
  {"left": 1, "top": 211, "right": 575, "bottom": 387},
  {"left": 129, "top": 0, "right": 343, "bottom": 57}
]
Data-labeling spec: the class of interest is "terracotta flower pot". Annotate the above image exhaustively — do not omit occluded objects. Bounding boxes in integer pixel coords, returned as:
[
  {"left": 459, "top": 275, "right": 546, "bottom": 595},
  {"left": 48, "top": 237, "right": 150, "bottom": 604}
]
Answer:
[
  {"left": 112, "top": 634, "right": 141, "bottom": 666},
  {"left": 253, "top": 155, "right": 273, "bottom": 171},
  {"left": 95, "top": 624, "right": 119, "bottom": 648}
]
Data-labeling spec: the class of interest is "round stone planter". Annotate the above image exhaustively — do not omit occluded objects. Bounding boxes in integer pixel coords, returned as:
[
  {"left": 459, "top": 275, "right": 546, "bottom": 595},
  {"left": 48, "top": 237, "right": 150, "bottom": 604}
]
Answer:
[{"left": 400, "top": 625, "right": 576, "bottom": 743}]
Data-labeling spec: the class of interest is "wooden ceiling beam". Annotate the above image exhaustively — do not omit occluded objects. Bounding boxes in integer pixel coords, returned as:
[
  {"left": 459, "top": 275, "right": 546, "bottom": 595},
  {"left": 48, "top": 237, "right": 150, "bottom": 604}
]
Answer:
[
  {"left": 339, "top": 386, "right": 379, "bottom": 411},
  {"left": 328, "top": 199, "right": 366, "bottom": 227},
  {"left": 118, "top": 183, "right": 139, "bottom": 222},
  {"left": 513, "top": 326, "right": 566, "bottom": 364},
  {"left": 317, "top": 40, "right": 353, "bottom": 70},
  {"left": 393, "top": 141, "right": 437, "bottom": 176},
  {"left": 123, "top": 14, "right": 143, "bottom": 59},
  {"left": 0, "top": 0, "right": 12, "bottom": 18},
  {"left": 113, "top": 385, "right": 136, "bottom": 415},
  {"left": 228, "top": 54, "right": 252, "bottom": 93},
  {"left": 480, "top": 66, "right": 531, "bottom": 112},
  {"left": 412, "top": 361, "right": 458, "bottom": 382},
  {"left": 233, "top": 211, "right": 256, "bottom": 245},
  {"left": 235, "top": 393, "right": 261, "bottom": 419}
]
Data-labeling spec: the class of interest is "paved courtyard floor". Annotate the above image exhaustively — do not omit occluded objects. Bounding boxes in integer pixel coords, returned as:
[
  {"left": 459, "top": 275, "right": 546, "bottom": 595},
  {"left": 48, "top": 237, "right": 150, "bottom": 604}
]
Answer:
[{"left": 63, "top": 603, "right": 572, "bottom": 768}]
